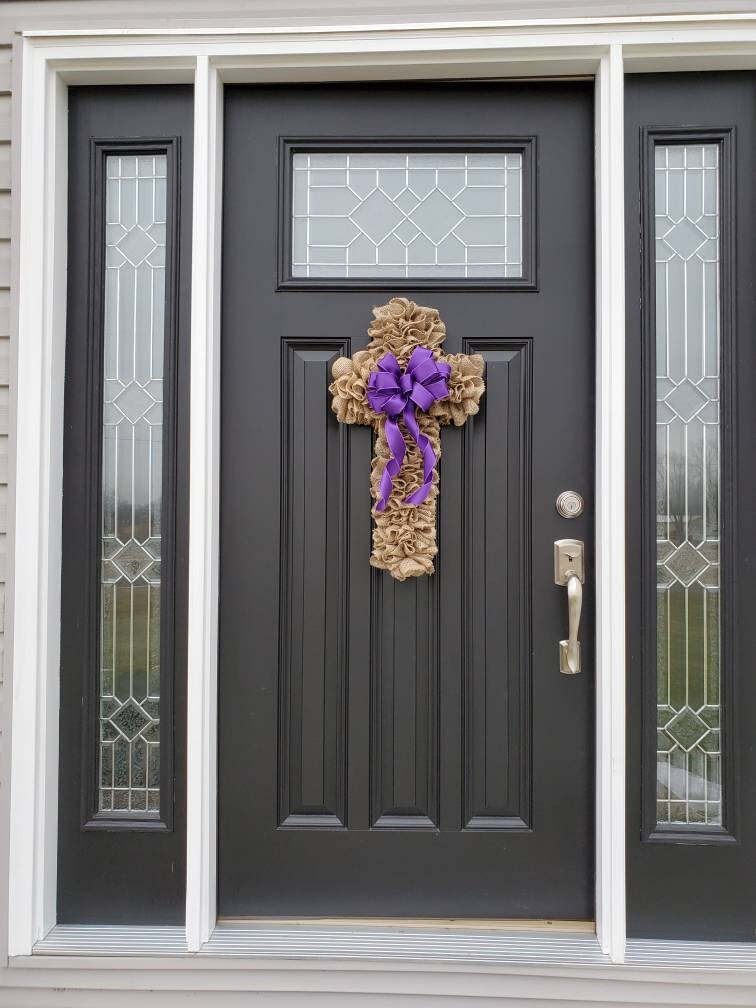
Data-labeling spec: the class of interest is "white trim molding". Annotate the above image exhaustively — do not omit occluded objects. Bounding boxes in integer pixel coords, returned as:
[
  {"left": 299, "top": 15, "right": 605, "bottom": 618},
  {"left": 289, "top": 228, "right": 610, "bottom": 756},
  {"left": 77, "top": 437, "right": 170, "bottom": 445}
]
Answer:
[
  {"left": 593, "top": 43, "right": 626, "bottom": 965},
  {"left": 7, "top": 10, "right": 756, "bottom": 997},
  {"left": 185, "top": 53, "right": 223, "bottom": 956},
  {"left": 8, "top": 45, "right": 67, "bottom": 956}
]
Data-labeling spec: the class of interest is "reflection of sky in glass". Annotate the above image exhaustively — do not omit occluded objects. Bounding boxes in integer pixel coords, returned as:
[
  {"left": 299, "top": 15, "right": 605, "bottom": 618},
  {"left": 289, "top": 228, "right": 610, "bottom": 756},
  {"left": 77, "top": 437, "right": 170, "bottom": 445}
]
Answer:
[
  {"left": 99, "top": 154, "right": 167, "bottom": 816},
  {"left": 654, "top": 144, "right": 721, "bottom": 827}
]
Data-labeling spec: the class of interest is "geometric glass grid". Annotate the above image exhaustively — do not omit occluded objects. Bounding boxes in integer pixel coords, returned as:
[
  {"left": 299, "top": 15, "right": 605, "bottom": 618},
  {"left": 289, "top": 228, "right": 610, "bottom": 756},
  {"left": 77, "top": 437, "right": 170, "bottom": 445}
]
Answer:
[
  {"left": 291, "top": 152, "right": 523, "bottom": 279},
  {"left": 99, "top": 154, "right": 167, "bottom": 815},
  {"left": 654, "top": 144, "right": 722, "bottom": 826}
]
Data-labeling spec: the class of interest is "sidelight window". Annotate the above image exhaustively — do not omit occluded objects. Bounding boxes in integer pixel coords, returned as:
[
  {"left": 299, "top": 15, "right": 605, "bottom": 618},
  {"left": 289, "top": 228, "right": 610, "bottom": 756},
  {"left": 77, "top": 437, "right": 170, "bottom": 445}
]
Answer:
[
  {"left": 98, "top": 154, "right": 168, "bottom": 816},
  {"left": 653, "top": 142, "right": 722, "bottom": 828}
]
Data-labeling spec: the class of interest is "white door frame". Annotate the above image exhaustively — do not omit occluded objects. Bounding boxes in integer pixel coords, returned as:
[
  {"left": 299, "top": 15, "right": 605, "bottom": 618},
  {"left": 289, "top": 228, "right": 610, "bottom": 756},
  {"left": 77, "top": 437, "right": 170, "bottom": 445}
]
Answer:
[{"left": 7, "top": 11, "right": 756, "bottom": 973}]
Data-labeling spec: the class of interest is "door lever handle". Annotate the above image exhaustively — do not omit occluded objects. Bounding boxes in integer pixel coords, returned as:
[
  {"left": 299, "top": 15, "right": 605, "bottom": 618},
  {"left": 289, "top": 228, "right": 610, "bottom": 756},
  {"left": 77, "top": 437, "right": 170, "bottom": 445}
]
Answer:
[
  {"left": 563, "top": 574, "right": 583, "bottom": 674},
  {"left": 554, "top": 539, "right": 585, "bottom": 675}
]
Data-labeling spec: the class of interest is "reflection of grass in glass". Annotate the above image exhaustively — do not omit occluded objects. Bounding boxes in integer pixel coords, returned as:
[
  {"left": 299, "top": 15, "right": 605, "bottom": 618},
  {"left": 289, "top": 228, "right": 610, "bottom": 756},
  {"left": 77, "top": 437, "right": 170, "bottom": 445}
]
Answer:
[
  {"left": 100, "top": 574, "right": 160, "bottom": 812},
  {"left": 658, "top": 581, "right": 721, "bottom": 824},
  {"left": 659, "top": 584, "right": 719, "bottom": 714},
  {"left": 106, "top": 579, "right": 160, "bottom": 706}
]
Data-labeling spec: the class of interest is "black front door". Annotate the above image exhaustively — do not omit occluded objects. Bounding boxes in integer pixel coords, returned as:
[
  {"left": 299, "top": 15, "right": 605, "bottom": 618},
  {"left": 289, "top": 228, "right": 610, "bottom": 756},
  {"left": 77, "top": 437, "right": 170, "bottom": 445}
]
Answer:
[{"left": 219, "top": 81, "right": 595, "bottom": 919}]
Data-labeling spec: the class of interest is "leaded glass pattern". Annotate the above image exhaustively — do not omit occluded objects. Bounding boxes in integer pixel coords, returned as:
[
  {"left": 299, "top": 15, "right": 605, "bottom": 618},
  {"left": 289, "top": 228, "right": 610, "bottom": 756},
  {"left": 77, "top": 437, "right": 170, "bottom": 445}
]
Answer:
[
  {"left": 654, "top": 143, "right": 721, "bottom": 826},
  {"left": 291, "top": 152, "right": 522, "bottom": 278},
  {"left": 99, "top": 154, "right": 166, "bottom": 815}
]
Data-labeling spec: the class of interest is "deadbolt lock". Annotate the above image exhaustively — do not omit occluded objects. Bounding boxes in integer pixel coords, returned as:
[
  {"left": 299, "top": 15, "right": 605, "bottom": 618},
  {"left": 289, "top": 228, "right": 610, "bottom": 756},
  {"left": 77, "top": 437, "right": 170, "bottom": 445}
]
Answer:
[{"left": 556, "top": 490, "right": 584, "bottom": 519}]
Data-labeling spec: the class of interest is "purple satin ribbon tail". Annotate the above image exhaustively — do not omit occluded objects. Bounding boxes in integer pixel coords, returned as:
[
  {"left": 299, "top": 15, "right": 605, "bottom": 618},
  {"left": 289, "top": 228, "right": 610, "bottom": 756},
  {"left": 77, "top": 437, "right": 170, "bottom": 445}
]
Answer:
[
  {"left": 375, "top": 415, "right": 407, "bottom": 511},
  {"left": 401, "top": 405, "right": 437, "bottom": 506}
]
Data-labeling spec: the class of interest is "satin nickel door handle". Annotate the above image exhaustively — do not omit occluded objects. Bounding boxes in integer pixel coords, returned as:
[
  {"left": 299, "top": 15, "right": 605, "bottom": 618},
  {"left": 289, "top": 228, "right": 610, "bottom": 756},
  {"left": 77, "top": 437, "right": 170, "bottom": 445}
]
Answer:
[{"left": 554, "top": 539, "right": 585, "bottom": 675}]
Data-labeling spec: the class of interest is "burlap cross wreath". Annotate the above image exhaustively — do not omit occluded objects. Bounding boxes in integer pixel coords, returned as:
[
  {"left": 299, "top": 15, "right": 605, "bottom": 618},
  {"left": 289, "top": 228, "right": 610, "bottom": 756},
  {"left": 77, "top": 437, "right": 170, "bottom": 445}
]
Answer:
[{"left": 329, "top": 297, "right": 485, "bottom": 581}]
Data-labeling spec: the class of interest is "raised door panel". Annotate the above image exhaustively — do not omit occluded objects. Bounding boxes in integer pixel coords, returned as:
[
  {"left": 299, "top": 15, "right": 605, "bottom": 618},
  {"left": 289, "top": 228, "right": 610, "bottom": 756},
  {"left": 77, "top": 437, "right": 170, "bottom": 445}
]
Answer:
[
  {"left": 279, "top": 341, "right": 349, "bottom": 827},
  {"left": 463, "top": 340, "right": 531, "bottom": 829}
]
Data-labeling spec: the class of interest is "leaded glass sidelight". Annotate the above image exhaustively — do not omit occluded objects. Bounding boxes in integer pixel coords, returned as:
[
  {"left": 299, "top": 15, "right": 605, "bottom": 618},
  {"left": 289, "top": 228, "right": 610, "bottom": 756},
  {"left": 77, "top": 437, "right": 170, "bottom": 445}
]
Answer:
[
  {"left": 291, "top": 152, "right": 523, "bottom": 279},
  {"left": 99, "top": 154, "right": 167, "bottom": 816},
  {"left": 654, "top": 143, "right": 722, "bottom": 827}
]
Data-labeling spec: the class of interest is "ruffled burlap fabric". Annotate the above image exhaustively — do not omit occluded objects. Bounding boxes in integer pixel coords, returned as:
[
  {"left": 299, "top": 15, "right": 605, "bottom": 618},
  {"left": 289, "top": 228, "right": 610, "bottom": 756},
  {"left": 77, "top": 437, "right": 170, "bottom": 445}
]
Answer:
[{"left": 329, "top": 297, "right": 485, "bottom": 581}]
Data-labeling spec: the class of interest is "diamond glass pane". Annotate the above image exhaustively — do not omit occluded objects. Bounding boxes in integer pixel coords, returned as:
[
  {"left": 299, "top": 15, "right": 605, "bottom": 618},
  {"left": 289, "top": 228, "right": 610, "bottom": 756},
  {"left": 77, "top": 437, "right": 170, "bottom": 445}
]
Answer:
[
  {"left": 291, "top": 152, "right": 523, "bottom": 279},
  {"left": 655, "top": 144, "right": 722, "bottom": 827},
  {"left": 99, "top": 154, "right": 166, "bottom": 816}
]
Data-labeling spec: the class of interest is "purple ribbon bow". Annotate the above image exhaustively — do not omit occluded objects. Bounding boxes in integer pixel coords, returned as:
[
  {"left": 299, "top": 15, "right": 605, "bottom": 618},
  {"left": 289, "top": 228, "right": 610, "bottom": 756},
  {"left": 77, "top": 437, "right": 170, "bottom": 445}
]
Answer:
[{"left": 366, "top": 347, "right": 451, "bottom": 511}]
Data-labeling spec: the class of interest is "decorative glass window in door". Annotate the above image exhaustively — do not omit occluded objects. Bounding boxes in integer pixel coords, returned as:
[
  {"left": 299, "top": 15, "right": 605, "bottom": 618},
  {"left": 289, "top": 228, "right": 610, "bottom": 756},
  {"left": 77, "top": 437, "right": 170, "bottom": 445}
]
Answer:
[{"left": 291, "top": 151, "right": 523, "bottom": 279}]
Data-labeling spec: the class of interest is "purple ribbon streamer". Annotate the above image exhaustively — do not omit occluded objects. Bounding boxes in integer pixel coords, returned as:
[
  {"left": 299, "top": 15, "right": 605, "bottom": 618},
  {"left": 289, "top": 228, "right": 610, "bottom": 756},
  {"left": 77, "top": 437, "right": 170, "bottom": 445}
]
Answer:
[{"left": 366, "top": 347, "right": 451, "bottom": 511}]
